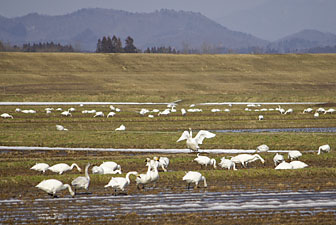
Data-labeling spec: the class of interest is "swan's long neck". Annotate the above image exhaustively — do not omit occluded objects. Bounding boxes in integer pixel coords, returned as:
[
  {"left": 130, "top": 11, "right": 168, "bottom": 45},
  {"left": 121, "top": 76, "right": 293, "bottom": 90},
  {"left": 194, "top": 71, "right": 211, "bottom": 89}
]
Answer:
[
  {"left": 85, "top": 164, "right": 90, "bottom": 180},
  {"left": 189, "top": 128, "right": 193, "bottom": 138},
  {"left": 202, "top": 176, "right": 207, "bottom": 187},
  {"left": 64, "top": 184, "right": 75, "bottom": 197},
  {"left": 125, "top": 172, "right": 137, "bottom": 184},
  {"left": 253, "top": 154, "right": 264, "bottom": 163},
  {"left": 211, "top": 159, "right": 217, "bottom": 169},
  {"left": 71, "top": 163, "right": 81, "bottom": 171}
]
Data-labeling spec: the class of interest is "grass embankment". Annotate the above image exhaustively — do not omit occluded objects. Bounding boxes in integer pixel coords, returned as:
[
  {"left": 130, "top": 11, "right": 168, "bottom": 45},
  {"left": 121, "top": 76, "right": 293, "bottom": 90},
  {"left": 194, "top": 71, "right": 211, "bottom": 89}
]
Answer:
[{"left": 1, "top": 52, "right": 336, "bottom": 102}]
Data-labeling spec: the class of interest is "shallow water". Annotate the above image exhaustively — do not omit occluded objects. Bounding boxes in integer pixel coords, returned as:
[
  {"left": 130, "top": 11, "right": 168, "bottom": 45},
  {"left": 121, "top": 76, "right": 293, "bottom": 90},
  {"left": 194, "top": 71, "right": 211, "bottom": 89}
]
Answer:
[{"left": 1, "top": 190, "right": 335, "bottom": 223}]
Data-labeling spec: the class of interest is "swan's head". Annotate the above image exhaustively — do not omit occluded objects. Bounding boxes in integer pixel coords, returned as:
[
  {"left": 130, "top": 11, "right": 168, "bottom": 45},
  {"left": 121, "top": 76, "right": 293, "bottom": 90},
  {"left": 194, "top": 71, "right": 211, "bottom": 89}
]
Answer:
[
  {"left": 153, "top": 156, "right": 159, "bottom": 161},
  {"left": 145, "top": 158, "right": 151, "bottom": 162}
]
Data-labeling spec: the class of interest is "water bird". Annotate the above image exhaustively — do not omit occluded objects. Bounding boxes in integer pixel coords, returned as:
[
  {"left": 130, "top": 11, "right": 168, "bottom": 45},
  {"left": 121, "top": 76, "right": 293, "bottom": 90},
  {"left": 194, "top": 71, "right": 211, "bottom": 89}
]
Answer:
[
  {"left": 1, "top": 113, "right": 13, "bottom": 119},
  {"left": 107, "top": 112, "right": 116, "bottom": 117},
  {"left": 105, "top": 171, "right": 138, "bottom": 195},
  {"left": 275, "top": 161, "right": 293, "bottom": 170},
  {"left": 288, "top": 151, "right": 302, "bottom": 161},
  {"left": 48, "top": 163, "right": 82, "bottom": 175},
  {"left": 230, "top": 154, "right": 265, "bottom": 168},
  {"left": 273, "top": 153, "right": 284, "bottom": 166},
  {"left": 256, "top": 144, "right": 269, "bottom": 152},
  {"left": 176, "top": 128, "right": 216, "bottom": 152},
  {"left": 31, "top": 163, "right": 50, "bottom": 173},
  {"left": 61, "top": 111, "right": 72, "bottom": 117},
  {"left": 71, "top": 163, "right": 91, "bottom": 194},
  {"left": 115, "top": 124, "right": 126, "bottom": 131},
  {"left": 56, "top": 124, "right": 68, "bottom": 131},
  {"left": 318, "top": 144, "right": 331, "bottom": 155},
  {"left": 218, "top": 157, "right": 237, "bottom": 170},
  {"left": 193, "top": 154, "right": 217, "bottom": 169},
  {"left": 182, "top": 171, "right": 207, "bottom": 189},
  {"left": 36, "top": 179, "right": 75, "bottom": 198},
  {"left": 93, "top": 111, "right": 104, "bottom": 117},
  {"left": 290, "top": 161, "right": 308, "bottom": 169}
]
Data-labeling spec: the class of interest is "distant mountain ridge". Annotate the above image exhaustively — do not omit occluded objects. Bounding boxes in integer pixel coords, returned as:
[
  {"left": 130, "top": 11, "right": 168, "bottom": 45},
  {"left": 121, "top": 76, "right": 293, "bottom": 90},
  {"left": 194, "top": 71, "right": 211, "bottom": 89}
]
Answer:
[
  {"left": 0, "top": 8, "right": 268, "bottom": 51},
  {"left": 0, "top": 8, "right": 336, "bottom": 53}
]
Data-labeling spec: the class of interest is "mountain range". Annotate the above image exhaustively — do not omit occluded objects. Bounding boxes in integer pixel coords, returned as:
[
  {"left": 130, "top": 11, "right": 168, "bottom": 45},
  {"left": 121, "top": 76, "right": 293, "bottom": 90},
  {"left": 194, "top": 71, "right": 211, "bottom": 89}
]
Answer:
[{"left": 0, "top": 8, "right": 336, "bottom": 52}]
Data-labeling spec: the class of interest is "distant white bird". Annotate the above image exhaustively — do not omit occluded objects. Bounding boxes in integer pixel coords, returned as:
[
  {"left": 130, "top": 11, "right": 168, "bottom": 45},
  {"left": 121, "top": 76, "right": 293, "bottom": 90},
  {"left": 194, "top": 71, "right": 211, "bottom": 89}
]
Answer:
[
  {"left": 218, "top": 157, "right": 237, "bottom": 170},
  {"left": 325, "top": 109, "right": 335, "bottom": 114},
  {"left": 314, "top": 112, "right": 319, "bottom": 118},
  {"left": 303, "top": 108, "right": 313, "bottom": 113},
  {"left": 150, "top": 156, "right": 169, "bottom": 172},
  {"left": 56, "top": 124, "right": 68, "bottom": 131},
  {"left": 158, "top": 109, "right": 170, "bottom": 116},
  {"left": 193, "top": 154, "right": 217, "bottom": 169},
  {"left": 115, "top": 108, "right": 121, "bottom": 112},
  {"left": 107, "top": 112, "right": 116, "bottom": 118},
  {"left": 176, "top": 128, "right": 216, "bottom": 152},
  {"left": 183, "top": 171, "right": 207, "bottom": 189},
  {"left": 56, "top": 108, "right": 63, "bottom": 111},
  {"left": 98, "top": 161, "right": 122, "bottom": 174},
  {"left": 290, "top": 161, "right": 308, "bottom": 169},
  {"left": 211, "top": 109, "right": 221, "bottom": 113},
  {"left": 109, "top": 105, "right": 116, "bottom": 111},
  {"left": 258, "top": 115, "right": 264, "bottom": 120},
  {"left": 115, "top": 124, "right": 126, "bottom": 131},
  {"left": 230, "top": 154, "right": 265, "bottom": 168},
  {"left": 148, "top": 115, "right": 154, "bottom": 118},
  {"left": 15, "top": 108, "right": 21, "bottom": 112},
  {"left": 71, "top": 163, "right": 90, "bottom": 194},
  {"left": 68, "top": 107, "right": 76, "bottom": 112},
  {"left": 31, "top": 163, "right": 50, "bottom": 173},
  {"left": 318, "top": 144, "right": 331, "bottom": 155},
  {"left": 61, "top": 111, "right": 72, "bottom": 117},
  {"left": 105, "top": 171, "right": 138, "bottom": 195},
  {"left": 48, "top": 163, "right": 82, "bottom": 175},
  {"left": 316, "top": 108, "right": 326, "bottom": 113},
  {"left": 284, "top": 109, "right": 293, "bottom": 114},
  {"left": 181, "top": 108, "right": 187, "bottom": 116},
  {"left": 36, "top": 179, "right": 75, "bottom": 198},
  {"left": 139, "top": 108, "right": 149, "bottom": 115},
  {"left": 273, "top": 153, "right": 284, "bottom": 166},
  {"left": 93, "top": 111, "right": 104, "bottom": 117},
  {"left": 1, "top": 113, "right": 13, "bottom": 119},
  {"left": 256, "top": 144, "right": 269, "bottom": 152},
  {"left": 275, "top": 161, "right": 293, "bottom": 170},
  {"left": 288, "top": 150, "right": 302, "bottom": 161}
]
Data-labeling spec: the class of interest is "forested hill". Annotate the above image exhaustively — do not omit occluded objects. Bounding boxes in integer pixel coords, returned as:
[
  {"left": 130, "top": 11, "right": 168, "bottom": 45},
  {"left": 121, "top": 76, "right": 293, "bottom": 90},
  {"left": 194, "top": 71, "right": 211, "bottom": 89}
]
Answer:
[{"left": 0, "top": 8, "right": 268, "bottom": 52}]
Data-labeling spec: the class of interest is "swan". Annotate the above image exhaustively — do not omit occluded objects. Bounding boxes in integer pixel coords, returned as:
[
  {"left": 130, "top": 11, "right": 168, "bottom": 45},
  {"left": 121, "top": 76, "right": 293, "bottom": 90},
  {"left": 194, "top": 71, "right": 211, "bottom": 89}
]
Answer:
[
  {"left": 71, "top": 163, "right": 91, "bottom": 194},
  {"left": 288, "top": 150, "right": 302, "bottom": 161},
  {"left": 303, "top": 108, "right": 313, "bottom": 113},
  {"left": 218, "top": 157, "right": 236, "bottom": 170},
  {"left": 136, "top": 163, "right": 152, "bottom": 189},
  {"left": 273, "top": 153, "right": 284, "bottom": 166},
  {"left": 91, "top": 165, "right": 104, "bottom": 174},
  {"left": 325, "top": 109, "right": 335, "bottom": 114},
  {"left": 115, "top": 124, "right": 126, "bottom": 131},
  {"left": 139, "top": 108, "right": 150, "bottom": 115},
  {"left": 181, "top": 108, "right": 186, "bottom": 116},
  {"left": 290, "top": 161, "right": 308, "bottom": 169},
  {"left": 68, "top": 107, "right": 76, "bottom": 112},
  {"left": 107, "top": 112, "right": 116, "bottom": 117},
  {"left": 48, "top": 163, "right": 82, "bottom": 175},
  {"left": 230, "top": 154, "right": 265, "bottom": 168},
  {"left": 56, "top": 124, "right": 68, "bottom": 131},
  {"left": 61, "top": 111, "right": 72, "bottom": 117},
  {"left": 1, "top": 113, "right": 13, "bottom": 119},
  {"left": 93, "top": 111, "right": 104, "bottom": 117},
  {"left": 314, "top": 112, "right": 319, "bottom": 118},
  {"left": 183, "top": 171, "right": 207, "bottom": 189},
  {"left": 31, "top": 163, "right": 50, "bottom": 173},
  {"left": 36, "top": 179, "right": 75, "bottom": 198},
  {"left": 193, "top": 154, "right": 217, "bottom": 169},
  {"left": 256, "top": 144, "right": 269, "bottom": 152},
  {"left": 105, "top": 171, "right": 138, "bottom": 195},
  {"left": 258, "top": 115, "right": 264, "bottom": 120},
  {"left": 284, "top": 109, "right": 293, "bottom": 114},
  {"left": 275, "top": 161, "right": 293, "bottom": 170},
  {"left": 99, "top": 161, "right": 122, "bottom": 174},
  {"left": 316, "top": 108, "right": 326, "bottom": 113},
  {"left": 318, "top": 144, "right": 331, "bottom": 155},
  {"left": 157, "top": 156, "right": 169, "bottom": 172},
  {"left": 176, "top": 128, "right": 216, "bottom": 151}
]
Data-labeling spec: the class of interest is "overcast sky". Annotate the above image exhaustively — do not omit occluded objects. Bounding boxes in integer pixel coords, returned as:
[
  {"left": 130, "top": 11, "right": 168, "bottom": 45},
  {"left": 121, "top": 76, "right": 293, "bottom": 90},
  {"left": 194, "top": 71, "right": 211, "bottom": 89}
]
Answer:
[{"left": 0, "top": 0, "right": 267, "bottom": 20}]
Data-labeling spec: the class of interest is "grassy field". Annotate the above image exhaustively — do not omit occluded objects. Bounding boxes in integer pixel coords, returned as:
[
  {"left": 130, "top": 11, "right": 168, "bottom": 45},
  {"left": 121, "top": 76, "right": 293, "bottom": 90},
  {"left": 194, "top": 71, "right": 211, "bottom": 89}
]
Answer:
[{"left": 1, "top": 52, "right": 336, "bottom": 224}]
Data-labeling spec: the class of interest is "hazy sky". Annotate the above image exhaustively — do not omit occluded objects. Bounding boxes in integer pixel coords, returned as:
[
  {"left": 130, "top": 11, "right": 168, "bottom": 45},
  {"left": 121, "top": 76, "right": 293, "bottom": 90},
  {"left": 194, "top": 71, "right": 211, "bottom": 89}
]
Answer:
[{"left": 0, "top": 0, "right": 267, "bottom": 20}]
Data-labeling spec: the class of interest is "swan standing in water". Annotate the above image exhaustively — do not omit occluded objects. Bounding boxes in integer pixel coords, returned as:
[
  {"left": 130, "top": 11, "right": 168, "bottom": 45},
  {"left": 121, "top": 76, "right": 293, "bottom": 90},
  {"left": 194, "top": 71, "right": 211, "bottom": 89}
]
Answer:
[
  {"left": 136, "top": 161, "right": 159, "bottom": 190},
  {"left": 193, "top": 154, "right": 217, "bottom": 169},
  {"left": 48, "top": 163, "right": 82, "bottom": 175},
  {"left": 104, "top": 171, "right": 138, "bottom": 195},
  {"left": 183, "top": 171, "right": 207, "bottom": 189},
  {"left": 71, "top": 163, "right": 91, "bottom": 194},
  {"left": 176, "top": 128, "right": 216, "bottom": 151},
  {"left": 31, "top": 163, "right": 50, "bottom": 173},
  {"left": 36, "top": 179, "right": 75, "bottom": 198},
  {"left": 230, "top": 154, "right": 265, "bottom": 168}
]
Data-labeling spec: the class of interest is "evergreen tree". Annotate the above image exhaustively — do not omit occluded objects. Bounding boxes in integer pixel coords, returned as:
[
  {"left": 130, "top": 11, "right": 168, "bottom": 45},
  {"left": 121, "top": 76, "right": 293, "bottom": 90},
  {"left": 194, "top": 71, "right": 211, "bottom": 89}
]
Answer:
[{"left": 124, "top": 36, "right": 137, "bottom": 53}]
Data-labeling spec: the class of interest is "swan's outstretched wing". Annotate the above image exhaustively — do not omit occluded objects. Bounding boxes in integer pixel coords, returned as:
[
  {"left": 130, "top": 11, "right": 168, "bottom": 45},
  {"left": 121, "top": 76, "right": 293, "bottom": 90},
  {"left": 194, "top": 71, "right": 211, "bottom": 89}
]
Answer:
[
  {"left": 194, "top": 130, "right": 216, "bottom": 144},
  {"left": 176, "top": 131, "right": 190, "bottom": 142}
]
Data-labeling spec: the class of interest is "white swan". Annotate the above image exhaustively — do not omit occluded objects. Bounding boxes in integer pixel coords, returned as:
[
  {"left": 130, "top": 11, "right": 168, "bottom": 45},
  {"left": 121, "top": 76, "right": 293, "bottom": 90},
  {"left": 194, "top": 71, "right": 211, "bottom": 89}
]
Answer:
[
  {"left": 1, "top": 113, "right": 13, "bottom": 119},
  {"left": 275, "top": 161, "right": 293, "bottom": 170},
  {"left": 31, "top": 163, "right": 50, "bottom": 173},
  {"left": 193, "top": 154, "right": 217, "bottom": 169},
  {"left": 284, "top": 109, "right": 293, "bottom": 114},
  {"left": 288, "top": 150, "right": 302, "bottom": 161},
  {"left": 71, "top": 163, "right": 90, "bottom": 194},
  {"left": 181, "top": 108, "right": 186, "bottom": 116},
  {"left": 135, "top": 163, "right": 152, "bottom": 189},
  {"left": 218, "top": 157, "right": 237, "bottom": 170},
  {"left": 183, "top": 171, "right": 207, "bottom": 189},
  {"left": 36, "top": 179, "right": 75, "bottom": 198},
  {"left": 104, "top": 171, "right": 138, "bottom": 195},
  {"left": 48, "top": 163, "right": 82, "bottom": 175},
  {"left": 93, "top": 111, "right": 104, "bottom": 117},
  {"left": 176, "top": 128, "right": 216, "bottom": 151},
  {"left": 91, "top": 165, "right": 104, "bottom": 174},
  {"left": 258, "top": 115, "right": 264, "bottom": 120},
  {"left": 115, "top": 124, "right": 126, "bottom": 131},
  {"left": 107, "top": 112, "right": 116, "bottom": 118},
  {"left": 97, "top": 161, "right": 122, "bottom": 174},
  {"left": 256, "top": 144, "right": 269, "bottom": 152},
  {"left": 303, "top": 108, "right": 313, "bottom": 113},
  {"left": 158, "top": 156, "right": 169, "bottom": 172},
  {"left": 273, "top": 153, "right": 284, "bottom": 166},
  {"left": 318, "top": 144, "right": 331, "bottom": 155},
  {"left": 56, "top": 124, "right": 68, "bottom": 131},
  {"left": 61, "top": 111, "right": 72, "bottom": 117},
  {"left": 290, "top": 161, "right": 308, "bottom": 169},
  {"left": 230, "top": 154, "right": 265, "bottom": 168}
]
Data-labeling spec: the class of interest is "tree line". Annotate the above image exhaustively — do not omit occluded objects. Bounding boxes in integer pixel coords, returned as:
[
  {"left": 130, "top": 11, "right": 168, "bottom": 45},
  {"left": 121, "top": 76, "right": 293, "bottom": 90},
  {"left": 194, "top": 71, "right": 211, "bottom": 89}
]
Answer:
[
  {"left": 0, "top": 41, "right": 74, "bottom": 52},
  {"left": 96, "top": 35, "right": 138, "bottom": 53}
]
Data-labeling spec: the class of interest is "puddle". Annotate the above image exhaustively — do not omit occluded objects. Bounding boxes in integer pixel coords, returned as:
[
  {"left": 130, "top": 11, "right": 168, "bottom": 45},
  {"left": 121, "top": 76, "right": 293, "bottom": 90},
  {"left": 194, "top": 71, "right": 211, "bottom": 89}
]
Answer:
[
  {"left": 1, "top": 190, "right": 335, "bottom": 223},
  {"left": 215, "top": 127, "right": 336, "bottom": 133}
]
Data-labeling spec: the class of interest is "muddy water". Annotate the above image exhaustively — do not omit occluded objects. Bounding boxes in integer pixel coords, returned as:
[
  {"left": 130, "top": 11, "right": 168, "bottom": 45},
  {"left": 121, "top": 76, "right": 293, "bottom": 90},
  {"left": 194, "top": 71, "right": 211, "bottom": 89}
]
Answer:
[{"left": 1, "top": 190, "right": 336, "bottom": 223}]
